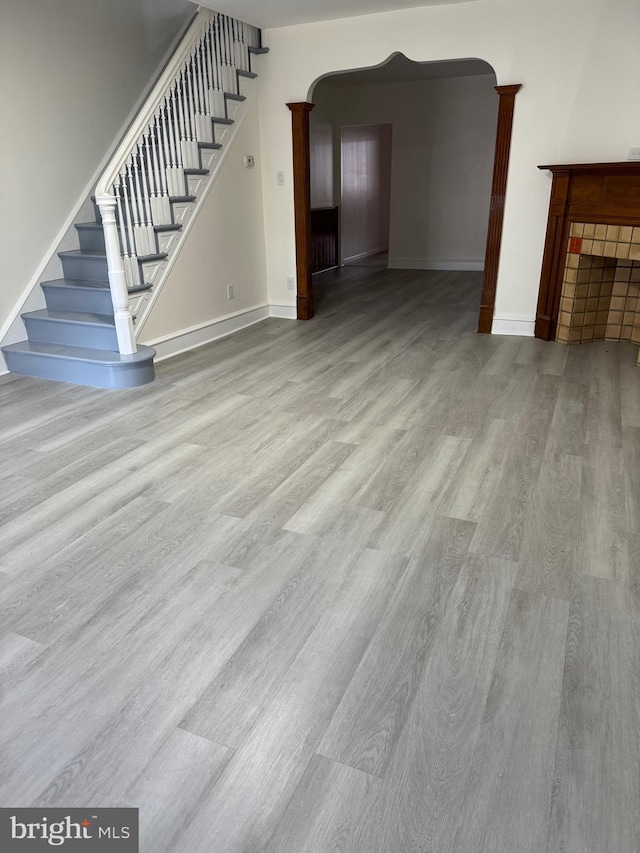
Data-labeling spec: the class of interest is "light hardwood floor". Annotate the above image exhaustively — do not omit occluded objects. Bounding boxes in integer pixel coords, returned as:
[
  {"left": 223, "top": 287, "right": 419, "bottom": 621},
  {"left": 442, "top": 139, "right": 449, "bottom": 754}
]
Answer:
[{"left": 1, "top": 266, "right": 639, "bottom": 852}]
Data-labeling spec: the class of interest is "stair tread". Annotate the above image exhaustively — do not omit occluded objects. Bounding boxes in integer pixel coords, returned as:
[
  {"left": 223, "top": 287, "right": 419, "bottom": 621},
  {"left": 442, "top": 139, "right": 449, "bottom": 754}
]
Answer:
[
  {"left": 139, "top": 252, "right": 168, "bottom": 262},
  {"left": 169, "top": 195, "right": 196, "bottom": 203},
  {"left": 58, "top": 249, "right": 106, "bottom": 259},
  {"left": 199, "top": 141, "right": 223, "bottom": 149},
  {"left": 225, "top": 93, "right": 246, "bottom": 102},
  {"left": 77, "top": 221, "right": 181, "bottom": 233},
  {"left": 237, "top": 70, "right": 258, "bottom": 79},
  {"left": 2, "top": 340, "right": 155, "bottom": 365},
  {"left": 212, "top": 117, "right": 234, "bottom": 125},
  {"left": 249, "top": 46, "right": 269, "bottom": 54},
  {"left": 42, "top": 278, "right": 152, "bottom": 294},
  {"left": 23, "top": 309, "right": 115, "bottom": 327},
  {"left": 184, "top": 168, "right": 209, "bottom": 175}
]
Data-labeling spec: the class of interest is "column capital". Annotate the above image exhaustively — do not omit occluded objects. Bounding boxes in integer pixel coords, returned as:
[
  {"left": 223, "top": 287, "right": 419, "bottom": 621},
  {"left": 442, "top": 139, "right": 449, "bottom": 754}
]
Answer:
[{"left": 286, "top": 102, "right": 315, "bottom": 113}]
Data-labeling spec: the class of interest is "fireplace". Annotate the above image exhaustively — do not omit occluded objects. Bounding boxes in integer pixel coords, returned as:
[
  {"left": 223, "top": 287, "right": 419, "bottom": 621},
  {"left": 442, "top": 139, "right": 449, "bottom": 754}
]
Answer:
[{"left": 535, "top": 161, "right": 640, "bottom": 365}]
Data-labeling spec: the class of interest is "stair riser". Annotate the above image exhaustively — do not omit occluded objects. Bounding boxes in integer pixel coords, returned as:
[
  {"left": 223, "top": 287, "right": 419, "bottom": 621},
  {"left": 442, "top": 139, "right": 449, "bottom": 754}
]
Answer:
[
  {"left": 60, "top": 254, "right": 109, "bottom": 283},
  {"left": 42, "top": 285, "right": 114, "bottom": 316},
  {"left": 24, "top": 317, "right": 118, "bottom": 351},
  {"left": 3, "top": 350, "right": 155, "bottom": 389},
  {"left": 76, "top": 227, "right": 106, "bottom": 253}
]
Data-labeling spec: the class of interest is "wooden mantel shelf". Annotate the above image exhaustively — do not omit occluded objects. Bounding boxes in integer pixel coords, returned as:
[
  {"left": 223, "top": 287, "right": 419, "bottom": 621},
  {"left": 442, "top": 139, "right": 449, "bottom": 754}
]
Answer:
[
  {"left": 535, "top": 161, "right": 640, "bottom": 341},
  {"left": 538, "top": 161, "right": 640, "bottom": 174}
]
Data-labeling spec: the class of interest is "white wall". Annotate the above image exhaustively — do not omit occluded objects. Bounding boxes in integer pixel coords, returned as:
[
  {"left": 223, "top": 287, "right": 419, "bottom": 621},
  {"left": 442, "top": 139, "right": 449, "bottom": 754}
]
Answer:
[
  {"left": 312, "top": 74, "right": 497, "bottom": 269},
  {"left": 257, "top": 0, "right": 640, "bottom": 327},
  {"left": 341, "top": 123, "right": 392, "bottom": 261},
  {"left": 138, "top": 98, "right": 269, "bottom": 349},
  {"left": 0, "top": 0, "right": 193, "bottom": 334}
]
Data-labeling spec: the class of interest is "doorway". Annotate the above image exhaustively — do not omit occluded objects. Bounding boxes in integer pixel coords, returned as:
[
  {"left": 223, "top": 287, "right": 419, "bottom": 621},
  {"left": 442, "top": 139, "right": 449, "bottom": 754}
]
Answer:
[{"left": 341, "top": 123, "right": 392, "bottom": 268}]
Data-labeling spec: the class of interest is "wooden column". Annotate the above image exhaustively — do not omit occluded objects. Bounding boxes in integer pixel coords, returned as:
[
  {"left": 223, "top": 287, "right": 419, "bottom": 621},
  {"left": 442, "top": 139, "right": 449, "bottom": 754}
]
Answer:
[
  {"left": 478, "top": 84, "right": 522, "bottom": 334},
  {"left": 534, "top": 169, "right": 571, "bottom": 340},
  {"left": 287, "top": 101, "right": 315, "bottom": 320}
]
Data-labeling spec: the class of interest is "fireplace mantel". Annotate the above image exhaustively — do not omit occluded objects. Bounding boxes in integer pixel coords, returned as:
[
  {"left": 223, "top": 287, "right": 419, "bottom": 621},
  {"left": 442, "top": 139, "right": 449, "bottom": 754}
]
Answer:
[{"left": 535, "top": 161, "right": 640, "bottom": 341}]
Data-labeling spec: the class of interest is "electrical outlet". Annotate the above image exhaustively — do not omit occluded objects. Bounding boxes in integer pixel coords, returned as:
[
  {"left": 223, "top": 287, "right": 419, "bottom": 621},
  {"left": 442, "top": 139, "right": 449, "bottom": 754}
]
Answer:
[
  {"left": 244, "top": 154, "right": 255, "bottom": 168},
  {"left": 227, "top": 284, "right": 234, "bottom": 299},
  {"left": 286, "top": 276, "right": 295, "bottom": 291},
  {"left": 628, "top": 147, "right": 640, "bottom": 161},
  {"left": 276, "top": 171, "right": 285, "bottom": 186}
]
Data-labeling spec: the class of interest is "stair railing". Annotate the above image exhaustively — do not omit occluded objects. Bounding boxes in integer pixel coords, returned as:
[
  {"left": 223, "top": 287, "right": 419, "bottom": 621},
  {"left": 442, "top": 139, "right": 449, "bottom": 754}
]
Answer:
[{"left": 95, "top": 8, "right": 261, "bottom": 354}]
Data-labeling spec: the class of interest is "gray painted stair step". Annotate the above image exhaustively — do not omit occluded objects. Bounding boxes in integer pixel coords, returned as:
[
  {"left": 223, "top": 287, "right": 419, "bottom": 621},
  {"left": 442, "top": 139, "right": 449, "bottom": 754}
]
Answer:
[
  {"left": 225, "top": 93, "right": 246, "bottom": 102},
  {"left": 59, "top": 250, "right": 108, "bottom": 283},
  {"left": 22, "top": 309, "right": 117, "bottom": 351},
  {"left": 2, "top": 341, "right": 156, "bottom": 389},
  {"left": 41, "top": 279, "right": 151, "bottom": 314},
  {"left": 75, "top": 222, "right": 106, "bottom": 253},
  {"left": 76, "top": 222, "right": 182, "bottom": 254}
]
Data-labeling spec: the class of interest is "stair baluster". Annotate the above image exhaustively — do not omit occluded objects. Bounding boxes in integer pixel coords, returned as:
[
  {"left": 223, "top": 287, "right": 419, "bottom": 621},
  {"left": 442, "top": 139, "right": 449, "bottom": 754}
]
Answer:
[{"left": 91, "top": 8, "right": 265, "bottom": 357}]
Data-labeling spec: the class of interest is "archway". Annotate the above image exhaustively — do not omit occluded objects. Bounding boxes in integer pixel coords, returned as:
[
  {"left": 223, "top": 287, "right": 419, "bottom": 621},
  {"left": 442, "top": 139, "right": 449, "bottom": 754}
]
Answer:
[{"left": 287, "top": 55, "right": 521, "bottom": 332}]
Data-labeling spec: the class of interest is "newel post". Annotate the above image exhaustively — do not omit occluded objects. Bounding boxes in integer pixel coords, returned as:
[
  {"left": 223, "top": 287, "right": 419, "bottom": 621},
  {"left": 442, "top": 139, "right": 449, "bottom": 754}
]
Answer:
[
  {"left": 286, "top": 101, "right": 315, "bottom": 320},
  {"left": 96, "top": 194, "right": 137, "bottom": 355}
]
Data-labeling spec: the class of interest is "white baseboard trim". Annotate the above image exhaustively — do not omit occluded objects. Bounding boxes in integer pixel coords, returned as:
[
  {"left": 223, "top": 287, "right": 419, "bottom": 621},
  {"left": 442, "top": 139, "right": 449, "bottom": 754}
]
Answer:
[
  {"left": 269, "top": 304, "right": 297, "bottom": 319},
  {"left": 491, "top": 316, "right": 536, "bottom": 337},
  {"left": 145, "top": 304, "right": 270, "bottom": 361},
  {"left": 343, "top": 246, "right": 388, "bottom": 263},
  {"left": 388, "top": 258, "right": 484, "bottom": 271}
]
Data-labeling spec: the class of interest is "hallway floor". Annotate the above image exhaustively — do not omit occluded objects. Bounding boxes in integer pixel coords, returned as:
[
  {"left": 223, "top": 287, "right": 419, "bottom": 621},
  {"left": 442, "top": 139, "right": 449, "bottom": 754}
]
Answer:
[{"left": 1, "top": 267, "right": 639, "bottom": 852}]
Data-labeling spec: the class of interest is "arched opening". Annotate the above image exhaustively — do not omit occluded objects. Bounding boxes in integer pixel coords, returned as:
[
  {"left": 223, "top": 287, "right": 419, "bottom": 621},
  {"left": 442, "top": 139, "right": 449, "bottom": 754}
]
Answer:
[{"left": 288, "top": 55, "right": 520, "bottom": 332}]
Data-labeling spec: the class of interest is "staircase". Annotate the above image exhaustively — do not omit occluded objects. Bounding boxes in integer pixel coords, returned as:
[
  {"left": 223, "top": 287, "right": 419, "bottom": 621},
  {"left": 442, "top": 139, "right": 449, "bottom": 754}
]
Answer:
[
  {"left": 1, "top": 10, "right": 267, "bottom": 389},
  {"left": 2, "top": 218, "right": 157, "bottom": 388}
]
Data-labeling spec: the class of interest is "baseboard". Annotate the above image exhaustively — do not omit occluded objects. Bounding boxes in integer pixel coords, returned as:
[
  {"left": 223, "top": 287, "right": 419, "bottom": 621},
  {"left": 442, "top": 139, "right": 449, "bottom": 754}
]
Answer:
[
  {"left": 343, "top": 247, "right": 388, "bottom": 263},
  {"left": 269, "top": 304, "right": 297, "bottom": 319},
  {"left": 491, "top": 315, "right": 536, "bottom": 336},
  {"left": 388, "top": 258, "right": 484, "bottom": 271},
  {"left": 147, "top": 304, "right": 270, "bottom": 361}
]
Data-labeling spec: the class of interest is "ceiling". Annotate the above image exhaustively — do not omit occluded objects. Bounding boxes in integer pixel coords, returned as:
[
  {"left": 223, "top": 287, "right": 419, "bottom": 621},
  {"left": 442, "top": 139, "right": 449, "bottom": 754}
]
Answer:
[
  {"left": 318, "top": 54, "right": 494, "bottom": 88},
  {"left": 196, "top": 0, "right": 474, "bottom": 29}
]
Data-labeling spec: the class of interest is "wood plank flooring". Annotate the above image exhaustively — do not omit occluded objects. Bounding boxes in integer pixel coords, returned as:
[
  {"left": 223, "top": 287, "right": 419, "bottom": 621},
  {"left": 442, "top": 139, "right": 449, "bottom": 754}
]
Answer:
[{"left": 1, "top": 266, "right": 639, "bottom": 852}]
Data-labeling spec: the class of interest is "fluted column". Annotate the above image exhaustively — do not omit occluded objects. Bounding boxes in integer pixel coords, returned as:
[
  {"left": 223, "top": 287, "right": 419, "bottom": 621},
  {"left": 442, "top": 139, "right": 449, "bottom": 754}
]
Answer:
[
  {"left": 287, "top": 101, "right": 315, "bottom": 320},
  {"left": 478, "top": 84, "right": 522, "bottom": 334}
]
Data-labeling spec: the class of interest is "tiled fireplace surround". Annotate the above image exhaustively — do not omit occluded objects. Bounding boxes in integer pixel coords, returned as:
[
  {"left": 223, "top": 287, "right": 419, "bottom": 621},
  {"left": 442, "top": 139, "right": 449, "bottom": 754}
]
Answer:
[
  {"left": 556, "top": 223, "right": 640, "bottom": 345},
  {"left": 535, "top": 162, "right": 640, "bottom": 366}
]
